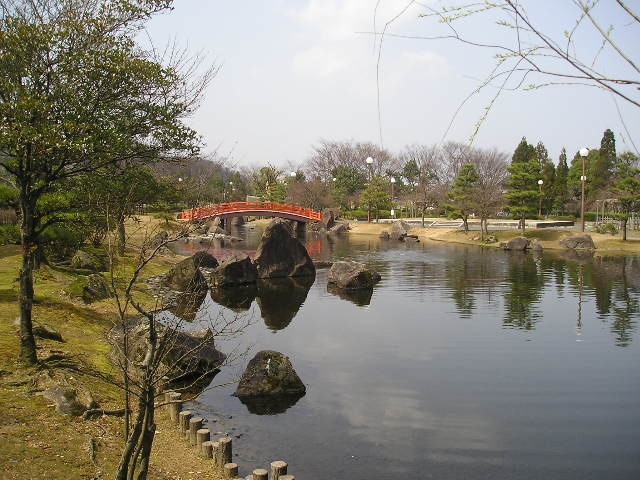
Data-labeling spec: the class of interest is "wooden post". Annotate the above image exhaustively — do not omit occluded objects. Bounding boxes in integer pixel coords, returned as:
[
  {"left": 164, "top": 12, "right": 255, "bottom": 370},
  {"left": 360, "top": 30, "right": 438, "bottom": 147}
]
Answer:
[
  {"left": 168, "top": 392, "right": 182, "bottom": 424},
  {"left": 216, "top": 437, "right": 232, "bottom": 469},
  {"left": 223, "top": 462, "right": 239, "bottom": 479},
  {"left": 189, "top": 417, "right": 203, "bottom": 446},
  {"left": 279, "top": 476, "right": 296, "bottom": 480},
  {"left": 178, "top": 410, "right": 192, "bottom": 435},
  {"left": 196, "top": 428, "right": 210, "bottom": 450},
  {"left": 202, "top": 440, "right": 214, "bottom": 459},
  {"left": 252, "top": 469, "right": 268, "bottom": 480},
  {"left": 210, "top": 441, "right": 220, "bottom": 467},
  {"left": 270, "top": 461, "right": 288, "bottom": 480}
]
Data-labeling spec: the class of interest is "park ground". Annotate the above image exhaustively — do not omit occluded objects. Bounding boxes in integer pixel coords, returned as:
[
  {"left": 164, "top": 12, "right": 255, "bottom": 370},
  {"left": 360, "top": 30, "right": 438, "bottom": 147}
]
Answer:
[{"left": 1, "top": 216, "right": 638, "bottom": 479}]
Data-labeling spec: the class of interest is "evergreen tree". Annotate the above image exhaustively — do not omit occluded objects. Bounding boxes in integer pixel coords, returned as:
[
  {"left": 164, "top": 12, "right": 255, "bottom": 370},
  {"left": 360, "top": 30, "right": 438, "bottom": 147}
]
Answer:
[
  {"left": 535, "top": 141, "right": 550, "bottom": 168},
  {"left": 591, "top": 129, "right": 616, "bottom": 196},
  {"left": 553, "top": 148, "right": 569, "bottom": 214},
  {"left": 360, "top": 175, "right": 391, "bottom": 222},
  {"left": 541, "top": 159, "right": 556, "bottom": 216},
  {"left": 506, "top": 138, "right": 540, "bottom": 230},
  {"left": 448, "top": 163, "right": 480, "bottom": 232},
  {"left": 611, "top": 153, "right": 640, "bottom": 241}
]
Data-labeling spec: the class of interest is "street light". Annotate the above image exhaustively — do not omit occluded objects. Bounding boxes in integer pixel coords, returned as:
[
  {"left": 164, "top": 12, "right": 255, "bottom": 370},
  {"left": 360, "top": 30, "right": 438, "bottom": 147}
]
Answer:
[
  {"left": 579, "top": 147, "right": 589, "bottom": 232},
  {"left": 537, "top": 179, "right": 544, "bottom": 217},
  {"left": 390, "top": 177, "right": 396, "bottom": 218},
  {"left": 365, "top": 157, "right": 374, "bottom": 222}
]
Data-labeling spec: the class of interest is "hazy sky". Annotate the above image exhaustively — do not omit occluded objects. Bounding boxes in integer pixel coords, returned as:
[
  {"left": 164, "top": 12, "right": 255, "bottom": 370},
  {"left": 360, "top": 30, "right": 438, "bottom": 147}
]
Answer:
[{"left": 144, "top": 1, "right": 640, "bottom": 169}]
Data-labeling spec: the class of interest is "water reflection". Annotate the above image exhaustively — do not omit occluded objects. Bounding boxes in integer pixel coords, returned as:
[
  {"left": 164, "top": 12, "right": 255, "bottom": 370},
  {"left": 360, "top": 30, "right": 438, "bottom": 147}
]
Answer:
[
  {"left": 327, "top": 283, "right": 373, "bottom": 306},
  {"left": 237, "top": 392, "right": 305, "bottom": 415},
  {"left": 502, "top": 252, "right": 545, "bottom": 330},
  {"left": 256, "top": 276, "right": 314, "bottom": 331},
  {"left": 210, "top": 284, "right": 258, "bottom": 311},
  {"left": 170, "top": 289, "right": 208, "bottom": 321},
  {"left": 173, "top": 228, "right": 640, "bottom": 480}
]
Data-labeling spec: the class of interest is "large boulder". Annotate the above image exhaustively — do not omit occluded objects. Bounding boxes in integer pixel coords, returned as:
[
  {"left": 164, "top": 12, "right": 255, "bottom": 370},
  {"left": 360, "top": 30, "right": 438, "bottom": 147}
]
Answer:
[
  {"left": 41, "top": 385, "right": 87, "bottom": 416},
  {"left": 111, "top": 318, "right": 226, "bottom": 385},
  {"left": 327, "top": 223, "right": 349, "bottom": 235},
  {"left": 502, "top": 236, "right": 530, "bottom": 251},
  {"left": 208, "top": 253, "right": 258, "bottom": 287},
  {"left": 327, "top": 261, "right": 381, "bottom": 290},
  {"left": 162, "top": 252, "right": 217, "bottom": 291},
  {"left": 82, "top": 273, "right": 112, "bottom": 304},
  {"left": 253, "top": 219, "right": 315, "bottom": 278},
  {"left": 70, "top": 250, "right": 104, "bottom": 272},
  {"left": 390, "top": 220, "right": 411, "bottom": 240},
  {"left": 560, "top": 234, "right": 596, "bottom": 250},
  {"left": 233, "top": 350, "right": 306, "bottom": 398}
]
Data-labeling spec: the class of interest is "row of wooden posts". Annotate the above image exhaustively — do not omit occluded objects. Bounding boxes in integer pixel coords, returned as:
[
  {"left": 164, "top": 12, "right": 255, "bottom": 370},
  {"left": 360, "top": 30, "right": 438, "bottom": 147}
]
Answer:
[{"left": 164, "top": 391, "right": 296, "bottom": 480}]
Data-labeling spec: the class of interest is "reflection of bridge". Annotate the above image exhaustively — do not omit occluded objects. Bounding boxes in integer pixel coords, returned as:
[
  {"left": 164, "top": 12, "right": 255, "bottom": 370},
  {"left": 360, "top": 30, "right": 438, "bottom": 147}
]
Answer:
[{"left": 181, "top": 201, "right": 323, "bottom": 223}]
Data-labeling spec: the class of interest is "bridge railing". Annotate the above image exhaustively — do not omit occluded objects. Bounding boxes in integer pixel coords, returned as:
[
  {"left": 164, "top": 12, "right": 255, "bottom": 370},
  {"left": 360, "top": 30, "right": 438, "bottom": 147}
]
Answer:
[{"left": 181, "top": 201, "right": 322, "bottom": 222}]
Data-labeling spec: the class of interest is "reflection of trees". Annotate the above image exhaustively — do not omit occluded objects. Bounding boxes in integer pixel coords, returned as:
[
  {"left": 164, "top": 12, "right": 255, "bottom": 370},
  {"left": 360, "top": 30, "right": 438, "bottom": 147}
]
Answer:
[
  {"left": 445, "top": 249, "right": 476, "bottom": 318},
  {"left": 547, "top": 253, "right": 639, "bottom": 347},
  {"left": 503, "top": 253, "right": 544, "bottom": 330},
  {"left": 444, "top": 247, "right": 503, "bottom": 318},
  {"left": 609, "top": 258, "right": 639, "bottom": 348}
]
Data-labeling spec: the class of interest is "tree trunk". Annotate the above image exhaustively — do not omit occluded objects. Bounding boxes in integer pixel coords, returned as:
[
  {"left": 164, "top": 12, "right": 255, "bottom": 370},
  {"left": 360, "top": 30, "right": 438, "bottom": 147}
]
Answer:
[
  {"left": 118, "top": 215, "right": 126, "bottom": 256},
  {"left": 621, "top": 217, "right": 628, "bottom": 241},
  {"left": 462, "top": 215, "right": 469, "bottom": 232},
  {"left": 19, "top": 196, "right": 38, "bottom": 365}
]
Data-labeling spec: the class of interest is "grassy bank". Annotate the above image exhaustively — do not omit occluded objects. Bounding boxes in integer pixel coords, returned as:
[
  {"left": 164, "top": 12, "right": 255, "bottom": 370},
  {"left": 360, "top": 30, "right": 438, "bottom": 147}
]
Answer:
[
  {"left": 348, "top": 221, "right": 640, "bottom": 254},
  {"left": 0, "top": 218, "right": 224, "bottom": 479}
]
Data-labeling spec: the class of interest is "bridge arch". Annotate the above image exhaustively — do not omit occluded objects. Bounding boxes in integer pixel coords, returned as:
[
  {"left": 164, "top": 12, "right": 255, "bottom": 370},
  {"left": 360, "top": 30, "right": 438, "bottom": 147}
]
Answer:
[{"left": 181, "top": 201, "right": 323, "bottom": 223}]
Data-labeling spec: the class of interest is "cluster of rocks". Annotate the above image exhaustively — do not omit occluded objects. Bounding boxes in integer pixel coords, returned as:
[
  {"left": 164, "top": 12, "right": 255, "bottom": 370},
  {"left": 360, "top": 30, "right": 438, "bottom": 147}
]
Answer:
[
  {"left": 379, "top": 220, "right": 419, "bottom": 242},
  {"left": 502, "top": 234, "right": 596, "bottom": 252}
]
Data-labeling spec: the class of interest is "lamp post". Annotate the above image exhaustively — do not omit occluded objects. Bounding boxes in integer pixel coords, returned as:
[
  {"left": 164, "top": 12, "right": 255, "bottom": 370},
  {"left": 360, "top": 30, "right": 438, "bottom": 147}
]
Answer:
[
  {"left": 537, "top": 179, "right": 544, "bottom": 217},
  {"left": 366, "top": 156, "right": 374, "bottom": 222},
  {"left": 390, "top": 177, "right": 396, "bottom": 218},
  {"left": 579, "top": 147, "right": 589, "bottom": 232}
]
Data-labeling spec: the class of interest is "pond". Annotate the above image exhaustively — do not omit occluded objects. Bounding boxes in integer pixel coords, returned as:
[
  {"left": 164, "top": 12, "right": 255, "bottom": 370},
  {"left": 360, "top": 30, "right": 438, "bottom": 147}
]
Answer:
[{"left": 172, "top": 224, "right": 640, "bottom": 480}]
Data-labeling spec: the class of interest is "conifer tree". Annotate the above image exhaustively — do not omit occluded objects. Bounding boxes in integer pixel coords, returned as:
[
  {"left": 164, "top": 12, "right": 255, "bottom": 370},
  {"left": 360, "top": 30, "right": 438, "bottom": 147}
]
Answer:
[
  {"left": 505, "top": 138, "right": 540, "bottom": 230},
  {"left": 553, "top": 148, "right": 569, "bottom": 215}
]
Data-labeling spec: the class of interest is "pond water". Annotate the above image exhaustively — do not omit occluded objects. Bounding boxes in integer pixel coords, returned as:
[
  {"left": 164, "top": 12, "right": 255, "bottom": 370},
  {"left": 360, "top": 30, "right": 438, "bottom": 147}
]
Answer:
[{"left": 173, "top": 225, "right": 640, "bottom": 480}]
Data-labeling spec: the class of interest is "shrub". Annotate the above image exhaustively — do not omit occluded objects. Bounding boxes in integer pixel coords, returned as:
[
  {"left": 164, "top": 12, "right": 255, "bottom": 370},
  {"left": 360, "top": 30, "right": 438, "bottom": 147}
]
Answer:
[
  {"left": 595, "top": 223, "right": 618, "bottom": 236},
  {"left": 0, "top": 225, "right": 20, "bottom": 245}
]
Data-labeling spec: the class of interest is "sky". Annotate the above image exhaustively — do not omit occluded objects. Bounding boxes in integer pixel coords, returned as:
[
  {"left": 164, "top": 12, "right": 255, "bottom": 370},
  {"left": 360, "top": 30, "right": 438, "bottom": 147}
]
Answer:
[{"left": 144, "top": 0, "right": 640, "bottom": 169}]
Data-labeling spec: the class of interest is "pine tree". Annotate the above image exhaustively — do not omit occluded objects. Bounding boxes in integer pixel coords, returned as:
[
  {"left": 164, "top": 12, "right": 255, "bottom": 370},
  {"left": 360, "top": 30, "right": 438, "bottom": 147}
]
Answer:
[
  {"left": 448, "top": 163, "right": 480, "bottom": 232},
  {"left": 506, "top": 138, "right": 540, "bottom": 230},
  {"left": 553, "top": 148, "right": 569, "bottom": 215},
  {"left": 590, "top": 129, "right": 616, "bottom": 196}
]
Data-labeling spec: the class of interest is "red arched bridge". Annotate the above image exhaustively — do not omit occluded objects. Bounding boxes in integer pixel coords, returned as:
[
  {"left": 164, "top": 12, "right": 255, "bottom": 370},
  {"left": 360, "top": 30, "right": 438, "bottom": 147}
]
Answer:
[{"left": 181, "top": 201, "right": 323, "bottom": 223}]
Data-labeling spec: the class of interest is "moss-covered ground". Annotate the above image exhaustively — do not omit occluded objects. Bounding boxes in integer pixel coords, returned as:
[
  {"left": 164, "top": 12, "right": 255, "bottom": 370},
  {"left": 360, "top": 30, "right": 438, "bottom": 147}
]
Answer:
[{"left": 0, "top": 216, "right": 224, "bottom": 480}]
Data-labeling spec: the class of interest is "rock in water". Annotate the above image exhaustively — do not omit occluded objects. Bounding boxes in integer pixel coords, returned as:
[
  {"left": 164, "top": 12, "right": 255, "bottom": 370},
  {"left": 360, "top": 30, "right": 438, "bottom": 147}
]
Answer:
[
  {"left": 233, "top": 350, "right": 306, "bottom": 397},
  {"left": 162, "top": 252, "right": 217, "bottom": 291},
  {"left": 253, "top": 219, "right": 315, "bottom": 278},
  {"left": 390, "top": 220, "right": 411, "bottom": 240},
  {"left": 327, "top": 260, "right": 381, "bottom": 290},
  {"left": 208, "top": 253, "right": 258, "bottom": 287},
  {"left": 502, "top": 236, "right": 530, "bottom": 251},
  {"left": 560, "top": 234, "right": 596, "bottom": 250}
]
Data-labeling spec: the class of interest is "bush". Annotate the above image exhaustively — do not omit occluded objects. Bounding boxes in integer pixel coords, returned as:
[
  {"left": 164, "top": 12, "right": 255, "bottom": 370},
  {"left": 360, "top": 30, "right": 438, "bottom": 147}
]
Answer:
[
  {"left": 595, "top": 223, "right": 618, "bottom": 236},
  {"left": 0, "top": 225, "right": 20, "bottom": 245}
]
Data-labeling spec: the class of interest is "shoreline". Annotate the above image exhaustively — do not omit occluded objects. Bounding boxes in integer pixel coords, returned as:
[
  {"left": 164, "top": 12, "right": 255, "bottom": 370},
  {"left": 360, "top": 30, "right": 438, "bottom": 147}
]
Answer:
[{"left": 346, "top": 220, "right": 640, "bottom": 254}]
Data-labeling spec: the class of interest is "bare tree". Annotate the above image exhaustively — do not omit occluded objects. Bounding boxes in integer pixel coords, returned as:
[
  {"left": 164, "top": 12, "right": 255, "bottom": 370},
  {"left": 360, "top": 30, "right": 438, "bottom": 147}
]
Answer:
[
  {"left": 397, "top": 144, "right": 443, "bottom": 225},
  {"left": 374, "top": 1, "right": 639, "bottom": 142},
  {"left": 106, "top": 222, "right": 250, "bottom": 480},
  {"left": 468, "top": 147, "right": 509, "bottom": 239},
  {"left": 305, "top": 139, "right": 398, "bottom": 180}
]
